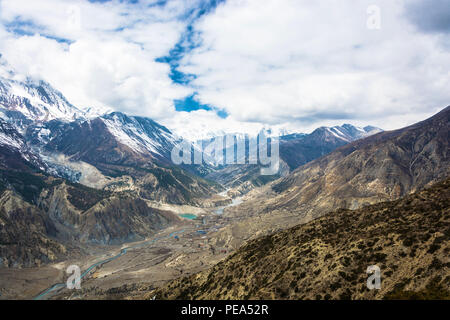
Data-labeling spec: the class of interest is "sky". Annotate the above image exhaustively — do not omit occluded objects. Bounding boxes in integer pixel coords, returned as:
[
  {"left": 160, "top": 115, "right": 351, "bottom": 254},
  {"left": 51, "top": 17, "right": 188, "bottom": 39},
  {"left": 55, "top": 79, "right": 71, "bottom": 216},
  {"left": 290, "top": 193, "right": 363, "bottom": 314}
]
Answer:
[{"left": 0, "top": 0, "right": 449, "bottom": 140}]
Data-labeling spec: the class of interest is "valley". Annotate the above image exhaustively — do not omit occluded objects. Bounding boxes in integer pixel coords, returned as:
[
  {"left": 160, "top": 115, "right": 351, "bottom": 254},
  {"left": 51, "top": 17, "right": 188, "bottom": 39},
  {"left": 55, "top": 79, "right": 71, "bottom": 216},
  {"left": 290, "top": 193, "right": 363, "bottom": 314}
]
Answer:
[
  {"left": 0, "top": 190, "right": 244, "bottom": 300},
  {"left": 0, "top": 54, "right": 448, "bottom": 301},
  {"left": 151, "top": 177, "right": 450, "bottom": 300}
]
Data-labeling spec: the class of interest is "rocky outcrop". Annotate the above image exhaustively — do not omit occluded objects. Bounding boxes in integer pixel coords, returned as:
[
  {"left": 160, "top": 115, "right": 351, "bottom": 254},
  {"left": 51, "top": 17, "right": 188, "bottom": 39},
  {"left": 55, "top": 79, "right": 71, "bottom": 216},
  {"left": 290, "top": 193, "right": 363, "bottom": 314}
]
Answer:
[
  {"left": 0, "top": 190, "right": 66, "bottom": 268},
  {"left": 80, "top": 196, "right": 180, "bottom": 245}
]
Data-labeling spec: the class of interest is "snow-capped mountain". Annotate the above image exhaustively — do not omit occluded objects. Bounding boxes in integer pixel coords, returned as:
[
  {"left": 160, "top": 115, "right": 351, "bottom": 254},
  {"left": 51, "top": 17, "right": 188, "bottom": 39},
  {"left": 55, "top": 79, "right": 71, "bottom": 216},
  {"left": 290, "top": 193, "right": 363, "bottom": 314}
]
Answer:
[
  {"left": 0, "top": 56, "right": 182, "bottom": 165},
  {"left": 169, "top": 120, "right": 293, "bottom": 143},
  {"left": 278, "top": 124, "right": 382, "bottom": 171},
  {"left": 0, "top": 72, "right": 83, "bottom": 125},
  {"left": 0, "top": 54, "right": 383, "bottom": 191},
  {"left": 100, "top": 112, "right": 179, "bottom": 159},
  {"left": 205, "top": 123, "right": 384, "bottom": 194},
  {"left": 25, "top": 111, "right": 182, "bottom": 168},
  {"left": 199, "top": 124, "right": 382, "bottom": 166},
  {"left": 0, "top": 56, "right": 110, "bottom": 128},
  {"left": 0, "top": 56, "right": 184, "bottom": 168},
  {"left": 0, "top": 56, "right": 201, "bottom": 189},
  {"left": 324, "top": 124, "right": 382, "bottom": 142}
]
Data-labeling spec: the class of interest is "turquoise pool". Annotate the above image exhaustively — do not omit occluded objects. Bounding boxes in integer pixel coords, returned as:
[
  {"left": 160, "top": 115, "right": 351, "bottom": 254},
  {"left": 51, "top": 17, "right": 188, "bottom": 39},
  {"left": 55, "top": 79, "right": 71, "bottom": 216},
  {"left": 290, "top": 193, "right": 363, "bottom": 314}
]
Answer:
[{"left": 180, "top": 214, "right": 197, "bottom": 220}]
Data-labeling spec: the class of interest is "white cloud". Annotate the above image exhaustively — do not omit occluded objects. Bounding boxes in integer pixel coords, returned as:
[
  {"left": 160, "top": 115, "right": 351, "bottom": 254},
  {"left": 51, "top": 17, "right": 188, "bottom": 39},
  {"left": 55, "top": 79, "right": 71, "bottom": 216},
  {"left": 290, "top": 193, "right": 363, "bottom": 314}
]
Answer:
[
  {"left": 0, "top": 0, "right": 449, "bottom": 136},
  {"left": 179, "top": 0, "right": 450, "bottom": 130},
  {"left": 160, "top": 109, "right": 269, "bottom": 141},
  {"left": 0, "top": 0, "right": 195, "bottom": 119}
]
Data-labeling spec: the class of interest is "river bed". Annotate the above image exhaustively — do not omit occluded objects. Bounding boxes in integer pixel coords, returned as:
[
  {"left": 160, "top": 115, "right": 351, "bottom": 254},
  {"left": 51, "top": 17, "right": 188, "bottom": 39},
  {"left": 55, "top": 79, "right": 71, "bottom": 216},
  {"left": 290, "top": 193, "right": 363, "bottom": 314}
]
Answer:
[{"left": 214, "top": 196, "right": 244, "bottom": 214}]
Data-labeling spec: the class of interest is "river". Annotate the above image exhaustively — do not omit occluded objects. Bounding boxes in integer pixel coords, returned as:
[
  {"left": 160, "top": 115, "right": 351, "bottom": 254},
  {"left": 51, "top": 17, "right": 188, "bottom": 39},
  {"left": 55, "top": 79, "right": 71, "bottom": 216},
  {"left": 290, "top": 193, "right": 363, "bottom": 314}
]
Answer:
[{"left": 33, "top": 230, "right": 185, "bottom": 300}]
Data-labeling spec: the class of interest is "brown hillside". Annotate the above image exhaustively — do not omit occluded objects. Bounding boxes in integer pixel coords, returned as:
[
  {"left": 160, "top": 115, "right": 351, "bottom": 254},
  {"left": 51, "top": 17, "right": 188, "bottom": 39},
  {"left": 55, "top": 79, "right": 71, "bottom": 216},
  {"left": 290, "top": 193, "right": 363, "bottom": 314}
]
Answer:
[{"left": 150, "top": 177, "right": 450, "bottom": 300}]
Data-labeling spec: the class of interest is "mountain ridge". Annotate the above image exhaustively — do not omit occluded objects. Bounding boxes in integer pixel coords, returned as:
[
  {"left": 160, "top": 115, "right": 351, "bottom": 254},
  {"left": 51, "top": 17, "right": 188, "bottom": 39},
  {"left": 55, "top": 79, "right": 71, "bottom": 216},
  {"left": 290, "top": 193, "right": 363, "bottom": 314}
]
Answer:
[{"left": 227, "top": 106, "right": 449, "bottom": 224}]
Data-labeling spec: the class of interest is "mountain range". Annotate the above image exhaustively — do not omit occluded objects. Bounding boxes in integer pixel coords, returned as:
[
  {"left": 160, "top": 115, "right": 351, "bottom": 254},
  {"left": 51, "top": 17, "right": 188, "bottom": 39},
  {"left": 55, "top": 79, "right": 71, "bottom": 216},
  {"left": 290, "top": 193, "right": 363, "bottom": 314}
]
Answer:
[
  {"left": 0, "top": 55, "right": 448, "bottom": 301},
  {"left": 224, "top": 106, "right": 449, "bottom": 227},
  {"left": 205, "top": 124, "right": 382, "bottom": 196},
  {"left": 0, "top": 56, "right": 384, "bottom": 206},
  {"left": 0, "top": 57, "right": 387, "bottom": 268}
]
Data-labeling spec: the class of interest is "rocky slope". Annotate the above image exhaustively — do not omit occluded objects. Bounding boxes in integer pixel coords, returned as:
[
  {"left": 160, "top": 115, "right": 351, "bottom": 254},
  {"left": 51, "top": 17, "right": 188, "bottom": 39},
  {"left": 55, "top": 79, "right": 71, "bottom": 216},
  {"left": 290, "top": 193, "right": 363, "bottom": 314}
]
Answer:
[
  {"left": 279, "top": 124, "right": 381, "bottom": 170},
  {"left": 150, "top": 177, "right": 450, "bottom": 300},
  {"left": 0, "top": 119, "right": 46, "bottom": 172},
  {"left": 0, "top": 188, "right": 67, "bottom": 268},
  {"left": 228, "top": 106, "right": 449, "bottom": 222},
  {"left": 0, "top": 169, "right": 182, "bottom": 267}
]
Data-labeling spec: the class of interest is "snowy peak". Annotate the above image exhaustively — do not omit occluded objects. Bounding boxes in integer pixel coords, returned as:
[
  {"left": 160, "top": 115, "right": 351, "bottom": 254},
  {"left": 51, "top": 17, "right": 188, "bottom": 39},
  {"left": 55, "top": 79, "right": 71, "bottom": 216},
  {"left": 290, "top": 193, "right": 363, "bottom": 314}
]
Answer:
[
  {"left": 363, "top": 125, "right": 383, "bottom": 135},
  {"left": 0, "top": 55, "right": 109, "bottom": 124},
  {"left": 0, "top": 75, "right": 84, "bottom": 123},
  {"left": 323, "top": 124, "right": 382, "bottom": 142},
  {"left": 176, "top": 124, "right": 293, "bottom": 143},
  {"left": 24, "top": 111, "right": 184, "bottom": 171},
  {"left": 99, "top": 112, "right": 179, "bottom": 159}
]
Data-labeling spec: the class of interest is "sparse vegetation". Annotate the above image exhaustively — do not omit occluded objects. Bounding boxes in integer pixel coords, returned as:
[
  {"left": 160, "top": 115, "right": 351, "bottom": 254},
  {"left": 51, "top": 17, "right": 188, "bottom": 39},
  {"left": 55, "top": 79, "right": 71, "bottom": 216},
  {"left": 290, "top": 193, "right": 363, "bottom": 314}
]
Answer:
[
  {"left": 0, "top": 169, "right": 62, "bottom": 204},
  {"left": 66, "top": 182, "right": 111, "bottom": 211},
  {"left": 150, "top": 178, "right": 450, "bottom": 300}
]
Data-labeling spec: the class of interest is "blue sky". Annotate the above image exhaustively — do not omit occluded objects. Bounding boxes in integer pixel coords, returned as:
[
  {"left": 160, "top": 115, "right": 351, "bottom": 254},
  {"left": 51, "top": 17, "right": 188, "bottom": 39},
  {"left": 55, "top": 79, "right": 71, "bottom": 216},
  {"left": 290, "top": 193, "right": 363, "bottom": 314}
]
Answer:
[
  {"left": 174, "top": 93, "right": 228, "bottom": 118},
  {"left": 156, "top": 0, "right": 226, "bottom": 116},
  {"left": 0, "top": 0, "right": 449, "bottom": 140}
]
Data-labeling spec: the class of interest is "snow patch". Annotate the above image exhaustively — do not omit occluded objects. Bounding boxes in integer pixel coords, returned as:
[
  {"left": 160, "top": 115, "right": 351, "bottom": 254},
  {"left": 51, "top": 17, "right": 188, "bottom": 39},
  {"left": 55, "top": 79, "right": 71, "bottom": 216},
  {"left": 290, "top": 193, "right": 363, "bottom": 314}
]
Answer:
[{"left": 0, "top": 130, "right": 23, "bottom": 149}]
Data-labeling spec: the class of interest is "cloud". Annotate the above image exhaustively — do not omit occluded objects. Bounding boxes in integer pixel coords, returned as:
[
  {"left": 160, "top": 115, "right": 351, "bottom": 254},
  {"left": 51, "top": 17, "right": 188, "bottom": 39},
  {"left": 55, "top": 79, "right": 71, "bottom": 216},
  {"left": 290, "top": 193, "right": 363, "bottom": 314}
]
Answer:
[
  {"left": 404, "top": 0, "right": 450, "bottom": 34},
  {"left": 160, "top": 109, "right": 293, "bottom": 141},
  {"left": 0, "top": 0, "right": 197, "bottom": 119},
  {"left": 0, "top": 0, "right": 449, "bottom": 135},
  {"left": 178, "top": 0, "right": 450, "bottom": 130}
]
